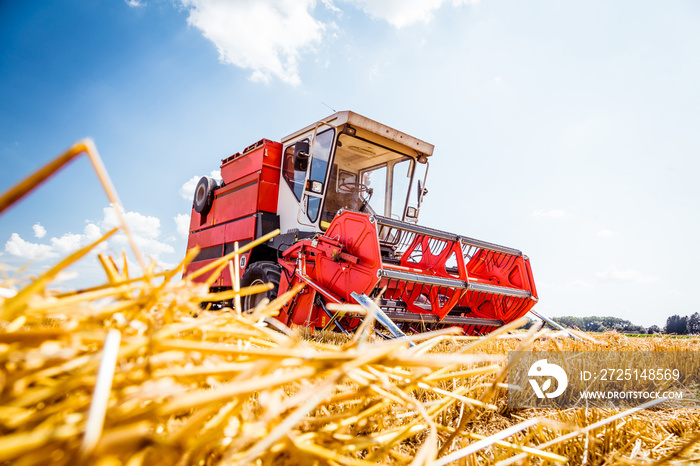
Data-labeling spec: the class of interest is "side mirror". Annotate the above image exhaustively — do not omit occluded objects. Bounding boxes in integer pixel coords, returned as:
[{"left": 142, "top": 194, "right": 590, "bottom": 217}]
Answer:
[
  {"left": 417, "top": 179, "right": 428, "bottom": 207},
  {"left": 294, "top": 141, "right": 310, "bottom": 171}
]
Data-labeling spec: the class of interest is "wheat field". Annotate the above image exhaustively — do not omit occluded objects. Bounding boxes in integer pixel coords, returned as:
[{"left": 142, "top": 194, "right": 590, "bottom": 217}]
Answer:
[{"left": 1, "top": 141, "right": 699, "bottom": 465}]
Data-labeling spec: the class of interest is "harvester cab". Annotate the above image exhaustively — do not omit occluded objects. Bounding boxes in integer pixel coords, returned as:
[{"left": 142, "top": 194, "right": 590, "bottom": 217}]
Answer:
[
  {"left": 184, "top": 111, "right": 538, "bottom": 336},
  {"left": 277, "top": 111, "right": 431, "bottom": 235}
]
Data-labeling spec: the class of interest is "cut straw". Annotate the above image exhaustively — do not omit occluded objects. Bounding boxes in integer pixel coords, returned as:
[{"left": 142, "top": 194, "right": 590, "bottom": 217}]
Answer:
[{"left": 80, "top": 329, "right": 122, "bottom": 459}]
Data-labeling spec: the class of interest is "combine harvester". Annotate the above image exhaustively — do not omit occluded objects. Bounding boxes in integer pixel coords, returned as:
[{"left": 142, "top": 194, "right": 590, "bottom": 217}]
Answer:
[{"left": 184, "top": 111, "right": 538, "bottom": 335}]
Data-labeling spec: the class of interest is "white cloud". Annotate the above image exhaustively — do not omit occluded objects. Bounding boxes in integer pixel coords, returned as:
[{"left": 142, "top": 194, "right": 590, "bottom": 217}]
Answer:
[
  {"left": 532, "top": 209, "right": 566, "bottom": 219},
  {"left": 84, "top": 223, "right": 102, "bottom": 240},
  {"left": 50, "top": 233, "right": 86, "bottom": 256},
  {"left": 4, "top": 205, "right": 175, "bottom": 265},
  {"left": 5, "top": 222, "right": 105, "bottom": 261},
  {"left": 321, "top": 0, "right": 341, "bottom": 15},
  {"left": 33, "top": 223, "right": 46, "bottom": 238},
  {"left": 346, "top": 0, "right": 479, "bottom": 28},
  {"left": 597, "top": 229, "right": 614, "bottom": 237},
  {"left": 176, "top": 0, "right": 483, "bottom": 84},
  {"left": 98, "top": 205, "right": 175, "bottom": 262},
  {"left": 5, "top": 233, "right": 56, "bottom": 260},
  {"left": 180, "top": 175, "right": 200, "bottom": 201},
  {"left": 100, "top": 205, "right": 161, "bottom": 239},
  {"left": 112, "top": 233, "right": 175, "bottom": 260},
  {"left": 596, "top": 265, "right": 659, "bottom": 284},
  {"left": 347, "top": 0, "right": 443, "bottom": 28},
  {"left": 125, "top": 0, "right": 145, "bottom": 6},
  {"left": 175, "top": 214, "right": 191, "bottom": 238},
  {"left": 180, "top": 0, "right": 325, "bottom": 85}
]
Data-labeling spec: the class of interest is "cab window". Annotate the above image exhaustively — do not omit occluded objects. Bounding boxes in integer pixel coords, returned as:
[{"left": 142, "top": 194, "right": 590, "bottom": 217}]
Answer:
[
  {"left": 308, "top": 129, "right": 334, "bottom": 185},
  {"left": 282, "top": 139, "right": 308, "bottom": 201},
  {"left": 321, "top": 132, "right": 414, "bottom": 225}
]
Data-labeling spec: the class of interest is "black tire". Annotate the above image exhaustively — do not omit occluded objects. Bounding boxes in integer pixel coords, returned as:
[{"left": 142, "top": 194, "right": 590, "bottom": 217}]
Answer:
[
  {"left": 193, "top": 176, "right": 219, "bottom": 214},
  {"left": 240, "top": 261, "right": 281, "bottom": 312}
]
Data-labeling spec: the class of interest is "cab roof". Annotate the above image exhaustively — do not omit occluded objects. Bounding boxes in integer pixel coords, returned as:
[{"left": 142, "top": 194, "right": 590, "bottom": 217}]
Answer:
[{"left": 281, "top": 111, "right": 434, "bottom": 158}]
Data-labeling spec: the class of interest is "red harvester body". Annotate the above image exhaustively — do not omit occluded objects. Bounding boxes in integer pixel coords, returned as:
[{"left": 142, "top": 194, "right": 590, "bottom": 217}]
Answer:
[{"left": 185, "top": 112, "right": 538, "bottom": 335}]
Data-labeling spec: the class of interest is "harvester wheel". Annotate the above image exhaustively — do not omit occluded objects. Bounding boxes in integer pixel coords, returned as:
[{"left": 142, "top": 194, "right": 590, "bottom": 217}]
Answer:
[
  {"left": 193, "top": 176, "right": 219, "bottom": 214},
  {"left": 241, "top": 261, "right": 281, "bottom": 312}
]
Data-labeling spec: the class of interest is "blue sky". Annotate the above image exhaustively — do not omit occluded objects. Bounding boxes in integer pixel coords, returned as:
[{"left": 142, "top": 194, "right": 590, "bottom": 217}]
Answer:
[{"left": 1, "top": 0, "right": 699, "bottom": 327}]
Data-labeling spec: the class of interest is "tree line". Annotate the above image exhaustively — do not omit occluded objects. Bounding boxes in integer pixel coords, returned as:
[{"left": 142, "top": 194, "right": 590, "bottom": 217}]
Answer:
[
  {"left": 664, "top": 313, "right": 700, "bottom": 335},
  {"left": 550, "top": 314, "right": 700, "bottom": 335}
]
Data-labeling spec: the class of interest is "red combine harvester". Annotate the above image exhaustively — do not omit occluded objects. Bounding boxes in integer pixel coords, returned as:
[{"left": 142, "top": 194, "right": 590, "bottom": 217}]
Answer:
[{"left": 184, "top": 111, "right": 538, "bottom": 335}]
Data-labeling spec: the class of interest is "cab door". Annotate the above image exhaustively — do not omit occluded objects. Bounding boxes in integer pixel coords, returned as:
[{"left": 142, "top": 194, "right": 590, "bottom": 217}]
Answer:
[{"left": 279, "top": 127, "right": 336, "bottom": 233}]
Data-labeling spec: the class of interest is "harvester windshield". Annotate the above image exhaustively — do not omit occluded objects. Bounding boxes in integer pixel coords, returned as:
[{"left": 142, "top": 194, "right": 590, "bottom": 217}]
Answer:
[{"left": 321, "top": 132, "right": 418, "bottom": 226}]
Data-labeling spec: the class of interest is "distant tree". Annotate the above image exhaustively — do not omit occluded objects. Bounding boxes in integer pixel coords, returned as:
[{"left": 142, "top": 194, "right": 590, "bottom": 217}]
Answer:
[
  {"left": 586, "top": 320, "right": 605, "bottom": 332},
  {"left": 601, "top": 316, "right": 630, "bottom": 331},
  {"left": 647, "top": 325, "right": 661, "bottom": 334},
  {"left": 665, "top": 315, "right": 688, "bottom": 335},
  {"left": 687, "top": 312, "right": 700, "bottom": 334},
  {"left": 551, "top": 316, "right": 646, "bottom": 333},
  {"left": 552, "top": 316, "right": 582, "bottom": 329}
]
